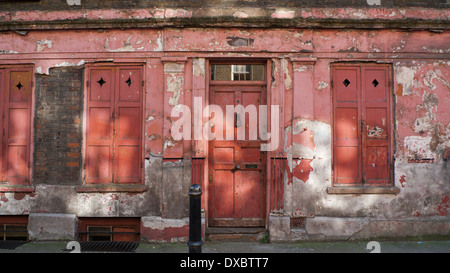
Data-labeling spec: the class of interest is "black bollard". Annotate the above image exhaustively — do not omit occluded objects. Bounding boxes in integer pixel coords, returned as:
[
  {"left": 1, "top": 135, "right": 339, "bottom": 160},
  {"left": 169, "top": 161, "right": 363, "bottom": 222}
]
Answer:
[{"left": 188, "top": 184, "right": 202, "bottom": 253}]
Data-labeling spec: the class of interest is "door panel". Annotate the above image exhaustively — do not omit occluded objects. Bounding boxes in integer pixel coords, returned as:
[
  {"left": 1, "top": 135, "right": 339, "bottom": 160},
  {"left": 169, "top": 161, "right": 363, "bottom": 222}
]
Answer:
[
  {"left": 335, "top": 146, "right": 360, "bottom": 184},
  {"left": 335, "top": 108, "right": 359, "bottom": 143},
  {"left": 238, "top": 170, "right": 263, "bottom": 219},
  {"left": 118, "top": 68, "right": 141, "bottom": 102},
  {"left": 86, "top": 145, "right": 111, "bottom": 180},
  {"left": 116, "top": 145, "right": 140, "bottom": 181},
  {"left": 334, "top": 68, "right": 358, "bottom": 102},
  {"left": 90, "top": 69, "right": 112, "bottom": 102},
  {"left": 209, "top": 84, "right": 266, "bottom": 227},
  {"left": 213, "top": 170, "right": 235, "bottom": 219},
  {"left": 88, "top": 107, "right": 111, "bottom": 139},
  {"left": 5, "top": 109, "right": 28, "bottom": 180}
]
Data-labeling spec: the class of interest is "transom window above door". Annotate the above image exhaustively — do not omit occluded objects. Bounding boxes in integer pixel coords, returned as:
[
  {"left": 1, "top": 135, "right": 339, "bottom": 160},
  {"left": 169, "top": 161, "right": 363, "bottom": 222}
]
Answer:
[{"left": 211, "top": 64, "right": 265, "bottom": 81}]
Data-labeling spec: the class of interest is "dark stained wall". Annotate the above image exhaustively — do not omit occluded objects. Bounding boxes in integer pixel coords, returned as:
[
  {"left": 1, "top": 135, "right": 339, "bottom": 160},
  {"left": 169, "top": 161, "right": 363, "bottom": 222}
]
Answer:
[{"left": 0, "top": 0, "right": 447, "bottom": 11}]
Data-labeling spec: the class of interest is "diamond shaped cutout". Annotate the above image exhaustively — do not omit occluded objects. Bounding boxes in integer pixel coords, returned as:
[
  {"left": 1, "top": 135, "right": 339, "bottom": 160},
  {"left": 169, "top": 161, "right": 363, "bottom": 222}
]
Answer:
[
  {"left": 97, "top": 77, "right": 106, "bottom": 87},
  {"left": 125, "top": 77, "right": 133, "bottom": 87},
  {"left": 372, "top": 79, "right": 379, "bottom": 87},
  {"left": 343, "top": 79, "right": 350, "bottom": 87},
  {"left": 16, "top": 82, "right": 23, "bottom": 90}
]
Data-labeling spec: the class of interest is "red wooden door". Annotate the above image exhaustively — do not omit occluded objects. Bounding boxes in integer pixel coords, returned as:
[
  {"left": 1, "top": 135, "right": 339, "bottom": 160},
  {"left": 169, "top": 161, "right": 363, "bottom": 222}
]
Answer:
[
  {"left": 208, "top": 84, "right": 266, "bottom": 227},
  {"left": 332, "top": 65, "right": 391, "bottom": 185},
  {"left": 1, "top": 68, "right": 32, "bottom": 184},
  {"left": 86, "top": 66, "right": 143, "bottom": 184}
]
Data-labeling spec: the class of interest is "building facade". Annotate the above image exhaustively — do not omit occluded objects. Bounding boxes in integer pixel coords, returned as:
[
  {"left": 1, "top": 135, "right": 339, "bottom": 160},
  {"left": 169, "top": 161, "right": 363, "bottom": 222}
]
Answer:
[{"left": 0, "top": 0, "right": 449, "bottom": 243}]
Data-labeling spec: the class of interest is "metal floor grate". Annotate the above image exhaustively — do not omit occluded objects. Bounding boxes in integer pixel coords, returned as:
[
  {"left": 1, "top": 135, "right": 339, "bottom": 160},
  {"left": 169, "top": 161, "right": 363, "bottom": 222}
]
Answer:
[
  {"left": 0, "top": 241, "right": 28, "bottom": 250},
  {"left": 79, "top": 241, "right": 139, "bottom": 252}
]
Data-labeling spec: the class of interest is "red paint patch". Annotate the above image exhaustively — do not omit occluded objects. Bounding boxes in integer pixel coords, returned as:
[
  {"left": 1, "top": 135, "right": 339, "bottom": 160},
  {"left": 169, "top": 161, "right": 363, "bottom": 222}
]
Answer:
[
  {"left": 293, "top": 159, "right": 313, "bottom": 183},
  {"left": 14, "top": 192, "right": 26, "bottom": 200},
  {"left": 399, "top": 175, "right": 407, "bottom": 187},
  {"left": 141, "top": 225, "right": 189, "bottom": 242},
  {"left": 0, "top": 193, "right": 8, "bottom": 203},
  {"left": 286, "top": 159, "right": 313, "bottom": 184},
  {"left": 436, "top": 194, "right": 449, "bottom": 216}
]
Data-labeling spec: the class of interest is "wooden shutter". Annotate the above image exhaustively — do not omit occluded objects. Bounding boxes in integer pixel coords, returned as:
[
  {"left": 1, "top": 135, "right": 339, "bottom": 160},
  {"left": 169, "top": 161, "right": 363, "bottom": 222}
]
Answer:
[
  {"left": 2, "top": 68, "right": 32, "bottom": 184},
  {"left": 332, "top": 67, "right": 361, "bottom": 184},
  {"left": 85, "top": 65, "right": 143, "bottom": 184},
  {"left": 362, "top": 66, "right": 391, "bottom": 184},
  {"left": 332, "top": 64, "right": 392, "bottom": 186},
  {"left": 0, "top": 70, "right": 3, "bottom": 181},
  {"left": 114, "top": 67, "right": 143, "bottom": 183},
  {"left": 86, "top": 67, "right": 114, "bottom": 183}
]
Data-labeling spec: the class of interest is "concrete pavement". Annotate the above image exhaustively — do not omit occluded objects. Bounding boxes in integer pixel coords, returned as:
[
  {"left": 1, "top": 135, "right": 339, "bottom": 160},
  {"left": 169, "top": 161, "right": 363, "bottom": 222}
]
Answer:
[{"left": 1, "top": 239, "right": 449, "bottom": 253}]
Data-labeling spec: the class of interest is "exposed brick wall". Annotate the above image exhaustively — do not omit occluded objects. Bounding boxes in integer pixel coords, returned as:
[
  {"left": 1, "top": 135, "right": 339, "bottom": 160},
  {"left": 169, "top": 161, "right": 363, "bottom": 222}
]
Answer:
[
  {"left": 0, "top": 0, "right": 447, "bottom": 11},
  {"left": 34, "top": 67, "right": 83, "bottom": 185}
]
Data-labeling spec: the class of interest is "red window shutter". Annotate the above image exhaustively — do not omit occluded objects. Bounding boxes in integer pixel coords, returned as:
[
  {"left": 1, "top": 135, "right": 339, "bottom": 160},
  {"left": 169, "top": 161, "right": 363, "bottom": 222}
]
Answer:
[
  {"left": 0, "top": 70, "right": 4, "bottom": 181},
  {"left": 86, "top": 68, "right": 114, "bottom": 183},
  {"left": 2, "top": 68, "right": 32, "bottom": 184},
  {"left": 362, "top": 66, "right": 391, "bottom": 184},
  {"left": 332, "top": 67, "right": 362, "bottom": 184},
  {"left": 85, "top": 66, "right": 143, "bottom": 184},
  {"left": 114, "top": 67, "right": 143, "bottom": 183},
  {"left": 332, "top": 64, "right": 392, "bottom": 186}
]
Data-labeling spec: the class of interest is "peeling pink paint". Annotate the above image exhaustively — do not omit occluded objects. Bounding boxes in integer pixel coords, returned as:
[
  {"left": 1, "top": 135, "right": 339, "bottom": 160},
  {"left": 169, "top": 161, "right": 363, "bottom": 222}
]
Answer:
[
  {"left": 436, "top": 194, "right": 449, "bottom": 216},
  {"left": 286, "top": 159, "right": 313, "bottom": 184}
]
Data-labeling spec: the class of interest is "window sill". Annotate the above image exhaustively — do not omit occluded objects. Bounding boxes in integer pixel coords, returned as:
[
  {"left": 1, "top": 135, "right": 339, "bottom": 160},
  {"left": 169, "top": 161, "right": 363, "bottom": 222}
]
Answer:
[
  {"left": 0, "top": 184, "right": 34, "bottom": 193},
  {"left": 76, "top": 184, "right": 147, "bottom": 193},
  {"left": 327, "top": 186, "right": 400, "bottom": 195}
]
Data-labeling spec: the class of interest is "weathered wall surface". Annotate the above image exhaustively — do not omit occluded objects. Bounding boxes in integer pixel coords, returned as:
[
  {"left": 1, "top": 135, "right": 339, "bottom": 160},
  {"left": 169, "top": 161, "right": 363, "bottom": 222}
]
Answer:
[
  {"left": 0, "top": 0, "right": 447, "bottom": 11},
  {"left": 0, "top": 4, "right": 448, "bottom": 241}
]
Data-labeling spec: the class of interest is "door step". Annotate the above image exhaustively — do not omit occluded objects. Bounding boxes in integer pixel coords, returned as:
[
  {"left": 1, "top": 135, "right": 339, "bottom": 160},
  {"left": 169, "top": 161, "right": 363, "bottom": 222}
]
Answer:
[{"left": 206, "top": 227, "right": 267, "bottom": 242}]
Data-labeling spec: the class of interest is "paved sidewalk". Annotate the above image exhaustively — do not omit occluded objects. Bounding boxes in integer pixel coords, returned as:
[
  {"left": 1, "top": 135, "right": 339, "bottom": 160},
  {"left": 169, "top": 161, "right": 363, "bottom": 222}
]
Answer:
[{"left": 1, "top": 240, "right": 449, "bottom": 253}]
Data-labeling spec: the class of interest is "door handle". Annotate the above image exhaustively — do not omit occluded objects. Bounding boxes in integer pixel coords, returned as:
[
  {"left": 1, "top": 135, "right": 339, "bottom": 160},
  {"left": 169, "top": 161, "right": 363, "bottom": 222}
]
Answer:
[{"left": 231, "top": 164, "right": 241, "bottom": 172}]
